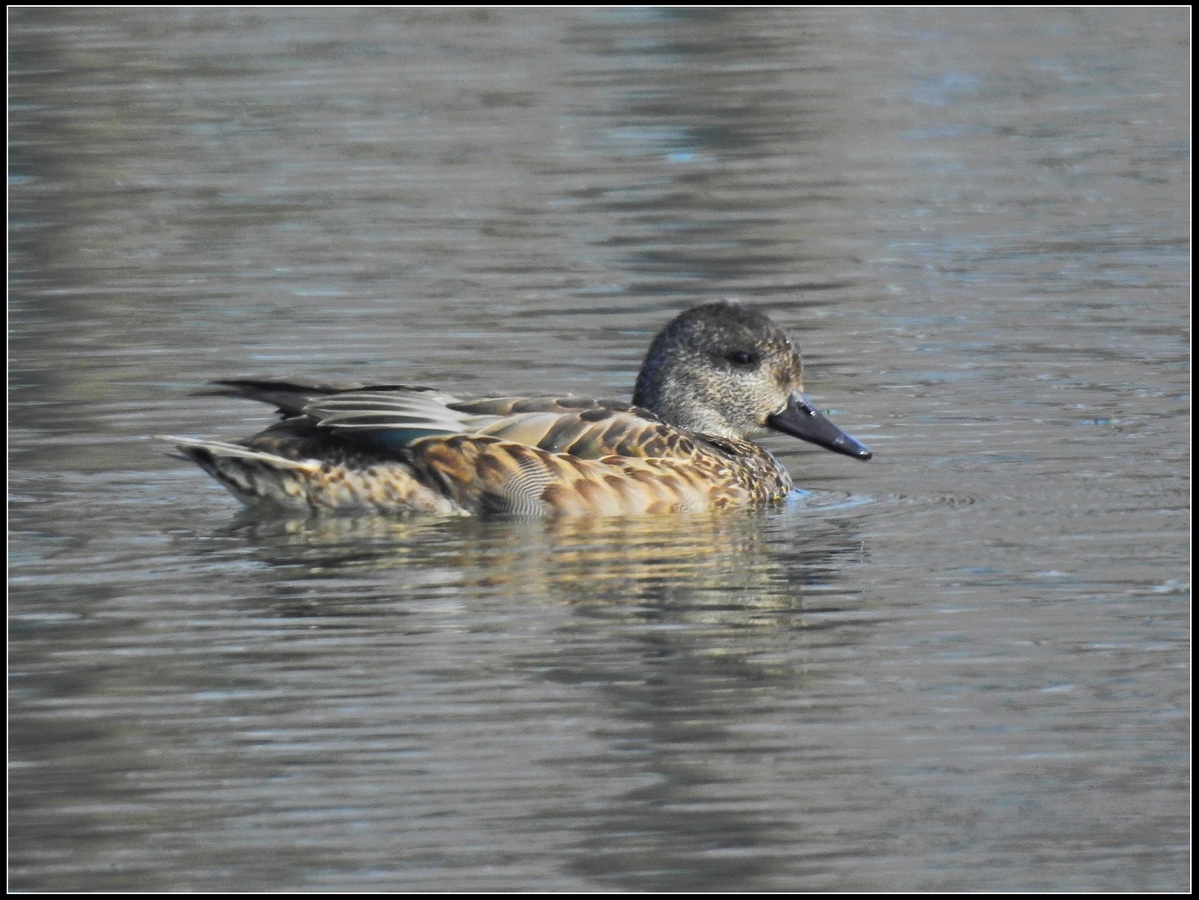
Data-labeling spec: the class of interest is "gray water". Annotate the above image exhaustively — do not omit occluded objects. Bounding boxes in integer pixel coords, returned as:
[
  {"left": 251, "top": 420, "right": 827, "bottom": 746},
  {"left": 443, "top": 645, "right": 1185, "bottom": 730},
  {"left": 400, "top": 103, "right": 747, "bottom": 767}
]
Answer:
[{"left": 9, "top": 8, "right": 1189, "bottom": 892}]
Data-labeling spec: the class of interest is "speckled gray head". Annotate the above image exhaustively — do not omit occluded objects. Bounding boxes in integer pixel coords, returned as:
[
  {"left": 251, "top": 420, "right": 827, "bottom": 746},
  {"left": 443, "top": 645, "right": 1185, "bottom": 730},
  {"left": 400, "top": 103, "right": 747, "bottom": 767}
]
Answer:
[{"left": 633, "top": 300, "right": 872, "bottom": 459}]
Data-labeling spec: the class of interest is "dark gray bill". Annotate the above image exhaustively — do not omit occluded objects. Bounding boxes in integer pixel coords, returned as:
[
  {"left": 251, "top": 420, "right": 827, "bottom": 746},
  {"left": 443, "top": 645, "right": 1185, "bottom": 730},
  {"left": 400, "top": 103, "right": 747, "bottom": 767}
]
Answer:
[{"left": 767, "top": 393, "right": 873, "bottom": 460}]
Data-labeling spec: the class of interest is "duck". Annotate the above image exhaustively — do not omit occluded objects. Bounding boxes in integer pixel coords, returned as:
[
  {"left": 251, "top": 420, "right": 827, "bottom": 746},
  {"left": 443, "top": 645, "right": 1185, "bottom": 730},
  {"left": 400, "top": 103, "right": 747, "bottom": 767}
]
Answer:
[{"left": 168, "top": 301, "right": 871, "bottom": 517}]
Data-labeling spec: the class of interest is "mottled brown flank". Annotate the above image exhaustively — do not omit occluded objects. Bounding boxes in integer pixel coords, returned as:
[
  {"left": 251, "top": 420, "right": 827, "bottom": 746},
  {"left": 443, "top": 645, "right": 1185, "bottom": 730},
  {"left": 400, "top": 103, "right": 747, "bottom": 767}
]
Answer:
[
  {"left": 541, "top": 482, "right": 569, "bottom": 508},
  {"left": 418, "top": 439, "right": 476, "bottom": 493},
  {"left": 474, "top": 451, "right": 510, "bottom": 484},
  {"left": 569, "top": 478, "right": 596, "bottom": 503},
  {"left": 626, "top": 466, "right": 661, "bottom": 489},
  {"left": 183, "top": 418, "right": 794, "bottom": 515},
  {"left": 505, "top": 444, "right": 536, "bottom": 467},
  {"left": 647, "top": 498, "right": 678, "bottom": 515},
  {"left": 603, "top": 473, "right": 634, "bottom": 502}
]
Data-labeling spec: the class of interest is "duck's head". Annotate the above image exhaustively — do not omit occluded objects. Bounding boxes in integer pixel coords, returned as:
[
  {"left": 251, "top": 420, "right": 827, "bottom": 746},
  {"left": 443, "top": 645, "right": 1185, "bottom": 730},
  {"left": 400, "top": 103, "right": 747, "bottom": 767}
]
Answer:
[{"left": 633, "top": 300, "right": 872, "bottom": 460}]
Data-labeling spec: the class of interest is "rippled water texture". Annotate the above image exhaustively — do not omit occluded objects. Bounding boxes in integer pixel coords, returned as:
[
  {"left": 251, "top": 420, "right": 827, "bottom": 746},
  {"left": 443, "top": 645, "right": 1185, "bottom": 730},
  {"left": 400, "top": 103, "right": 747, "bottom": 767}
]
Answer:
[{"left": 9, "top": 8, "right": 1189, "bottom": 891}]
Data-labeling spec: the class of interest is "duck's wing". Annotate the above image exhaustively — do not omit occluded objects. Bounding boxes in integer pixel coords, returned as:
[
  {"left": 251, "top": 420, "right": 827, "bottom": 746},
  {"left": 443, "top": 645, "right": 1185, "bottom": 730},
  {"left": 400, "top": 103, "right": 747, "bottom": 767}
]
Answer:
[
  {"left": 203, "top": 378, "right": 447, "bottom": 418},
  {"left": 303, "top": 392, "right": 708, "bottom": 462},
  {"left": 300, "top": 389, "right": 491, "bottom": 448}
]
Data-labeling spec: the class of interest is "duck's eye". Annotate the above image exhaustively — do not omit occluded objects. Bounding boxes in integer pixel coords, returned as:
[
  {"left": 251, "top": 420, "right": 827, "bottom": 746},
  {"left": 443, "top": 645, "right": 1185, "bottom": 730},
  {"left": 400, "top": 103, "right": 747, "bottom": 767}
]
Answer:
[{"left": 725, "top": 350, "right": 757, "bottom": 366}]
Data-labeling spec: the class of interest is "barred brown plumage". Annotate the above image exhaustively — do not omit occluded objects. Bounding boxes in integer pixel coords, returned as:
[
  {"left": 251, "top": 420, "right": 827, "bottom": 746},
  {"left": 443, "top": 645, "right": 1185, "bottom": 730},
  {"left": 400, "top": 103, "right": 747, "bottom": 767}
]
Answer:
[{"left": 166, "top": 301, "right": 871, "bottom": 517}]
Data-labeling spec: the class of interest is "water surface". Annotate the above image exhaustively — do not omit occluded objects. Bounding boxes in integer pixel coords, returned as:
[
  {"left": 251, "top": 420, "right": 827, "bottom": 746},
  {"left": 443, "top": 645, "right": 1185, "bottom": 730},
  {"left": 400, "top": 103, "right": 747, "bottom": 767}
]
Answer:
[{"left": 9, "top": 8, "right": 1189, "bottom": 891}]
